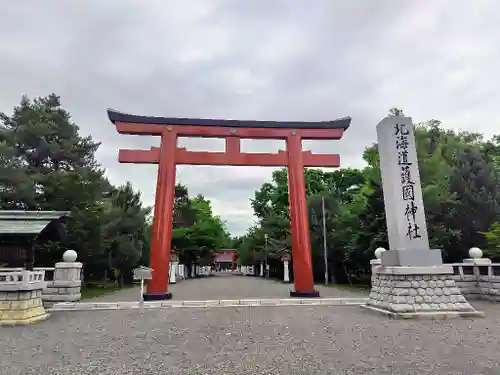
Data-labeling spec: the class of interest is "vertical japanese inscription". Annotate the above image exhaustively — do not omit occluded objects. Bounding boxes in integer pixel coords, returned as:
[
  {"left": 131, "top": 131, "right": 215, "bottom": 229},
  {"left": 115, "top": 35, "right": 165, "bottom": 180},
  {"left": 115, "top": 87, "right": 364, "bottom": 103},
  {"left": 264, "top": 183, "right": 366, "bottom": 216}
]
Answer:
[
  {"left": 377, "top": 116, "right": 432, "bottom": 256},
  {"left": 394, "top": 123, "right": 421, "bottom": 240}
]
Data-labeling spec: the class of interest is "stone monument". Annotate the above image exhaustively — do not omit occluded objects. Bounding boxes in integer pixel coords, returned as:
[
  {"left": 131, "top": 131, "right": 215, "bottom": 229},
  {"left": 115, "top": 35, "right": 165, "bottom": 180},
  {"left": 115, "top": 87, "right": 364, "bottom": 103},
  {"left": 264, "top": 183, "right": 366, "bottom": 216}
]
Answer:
[{"left": 362, "top": 116, "right": 483, "bottom": 318}]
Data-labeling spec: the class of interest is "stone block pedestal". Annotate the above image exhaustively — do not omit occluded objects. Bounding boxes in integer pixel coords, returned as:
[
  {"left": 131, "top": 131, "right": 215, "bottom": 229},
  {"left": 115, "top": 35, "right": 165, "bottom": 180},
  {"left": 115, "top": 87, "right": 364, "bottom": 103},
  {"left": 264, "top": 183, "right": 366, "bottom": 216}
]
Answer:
[
  {"left": 362, "top": 265, "right": 484, "bottom": 319},
  {"left": 43, "top": 261, "right": 83, "bottom": 302},
  {"left": 0, "top": 270, "right": 49, "bottom": 326}
]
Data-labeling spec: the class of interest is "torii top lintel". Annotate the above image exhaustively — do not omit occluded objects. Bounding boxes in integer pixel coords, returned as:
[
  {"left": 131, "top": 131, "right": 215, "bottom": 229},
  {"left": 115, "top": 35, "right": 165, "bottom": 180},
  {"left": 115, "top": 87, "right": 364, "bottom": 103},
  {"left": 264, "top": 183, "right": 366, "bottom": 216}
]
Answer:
[{"left": 107, "top": 109, "right": 351, "bottom": 140}]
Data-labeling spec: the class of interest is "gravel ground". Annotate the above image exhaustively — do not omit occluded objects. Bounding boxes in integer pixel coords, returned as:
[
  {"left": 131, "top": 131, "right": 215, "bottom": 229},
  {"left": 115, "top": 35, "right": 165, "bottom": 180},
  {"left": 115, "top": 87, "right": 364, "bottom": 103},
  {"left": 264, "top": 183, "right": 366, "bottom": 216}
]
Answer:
[
  {"left": 91, "top": 274, "right": 367, "bottom": 302},
  {"left": 1, "top": 301, "right": 499, "bottom": 375}
]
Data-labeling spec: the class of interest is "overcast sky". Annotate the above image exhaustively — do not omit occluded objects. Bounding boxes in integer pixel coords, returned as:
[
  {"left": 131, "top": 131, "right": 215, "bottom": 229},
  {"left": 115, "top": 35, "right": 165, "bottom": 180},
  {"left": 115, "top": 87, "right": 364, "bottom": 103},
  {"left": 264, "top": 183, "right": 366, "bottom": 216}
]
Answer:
[{"left": 1, "top": 1, "right": 499, "bottom": 235}]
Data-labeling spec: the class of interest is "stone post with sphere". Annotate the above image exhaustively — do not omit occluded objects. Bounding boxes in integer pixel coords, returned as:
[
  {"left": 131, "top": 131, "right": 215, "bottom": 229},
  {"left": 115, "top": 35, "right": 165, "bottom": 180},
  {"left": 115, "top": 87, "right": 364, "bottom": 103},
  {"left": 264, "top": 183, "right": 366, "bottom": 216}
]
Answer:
[
  {"left": 371, "top": 247, "right": 386, "bottom": 273},
  {"left": 43, "top": 250, "right": 83, "bottom": 303}
]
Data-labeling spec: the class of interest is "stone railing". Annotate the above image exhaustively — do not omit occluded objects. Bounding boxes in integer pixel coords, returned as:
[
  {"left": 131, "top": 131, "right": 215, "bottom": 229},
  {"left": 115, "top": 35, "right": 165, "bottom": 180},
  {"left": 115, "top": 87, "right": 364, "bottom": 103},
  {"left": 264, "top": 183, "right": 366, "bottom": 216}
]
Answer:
[
  {"left": 197, "top": 266, "right": 213, "bottom": 277},
  {"left": 177, "top": 264, "right": 186, "bottom": 280},
  {"left": 371, "top": 246, "right": 500, "bottom": 303},
  {"left": 241, "top": 265, "right": 255, "bottom": 276},
  {"left": 0, "top": 250, "right": 83, "bottom": 305},
  {"left": 0, "top": 267, "right": 55, "bottom": 281},
  {"left": 0, "top": 269, "right": 49, "bottom": 325},
  {"left": 450, "top": 261, "right": 500, "bottom": 301},
  {"left": 447, "top": 247, "right": 498, "bottom": 301},
  {"left": 0, "top": 269, "right": 46, "bottom": 288}
]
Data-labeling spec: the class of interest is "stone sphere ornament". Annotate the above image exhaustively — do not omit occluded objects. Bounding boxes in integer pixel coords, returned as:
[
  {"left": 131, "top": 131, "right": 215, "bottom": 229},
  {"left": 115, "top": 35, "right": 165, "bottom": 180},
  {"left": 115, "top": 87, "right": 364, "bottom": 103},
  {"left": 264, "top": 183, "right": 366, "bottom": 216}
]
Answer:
[
  {"left": 374, "top": 247, "right": 387, "bottom": 259},
  {"left": 63, "top": 249, "right": 78, "bottom": 262},
  {"left": 469, "top": 247, "right": 483, "bottom": 259}
]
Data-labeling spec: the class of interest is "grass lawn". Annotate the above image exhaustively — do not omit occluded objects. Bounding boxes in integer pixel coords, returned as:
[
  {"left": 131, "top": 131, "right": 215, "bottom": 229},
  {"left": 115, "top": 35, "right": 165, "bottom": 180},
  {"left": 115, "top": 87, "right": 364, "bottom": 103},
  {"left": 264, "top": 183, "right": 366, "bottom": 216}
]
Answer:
[{"left": 81, "top": 283, "right": 134, "bottom": 299}]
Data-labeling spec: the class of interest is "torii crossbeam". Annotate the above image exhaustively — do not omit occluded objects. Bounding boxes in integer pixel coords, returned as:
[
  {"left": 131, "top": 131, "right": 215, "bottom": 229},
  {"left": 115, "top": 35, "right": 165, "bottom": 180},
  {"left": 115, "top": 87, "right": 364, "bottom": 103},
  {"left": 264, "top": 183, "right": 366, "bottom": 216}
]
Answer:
[{"left": 108, "top": 109, "right": 351, "bottom": 300}]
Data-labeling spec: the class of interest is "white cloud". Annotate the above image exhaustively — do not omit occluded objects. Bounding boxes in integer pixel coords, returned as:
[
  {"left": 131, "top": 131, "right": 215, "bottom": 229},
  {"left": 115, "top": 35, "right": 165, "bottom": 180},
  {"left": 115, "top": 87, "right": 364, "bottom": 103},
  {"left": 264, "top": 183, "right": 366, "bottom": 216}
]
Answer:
[{"left": 1, "top": 0, "right": 499, "bottom": 235}]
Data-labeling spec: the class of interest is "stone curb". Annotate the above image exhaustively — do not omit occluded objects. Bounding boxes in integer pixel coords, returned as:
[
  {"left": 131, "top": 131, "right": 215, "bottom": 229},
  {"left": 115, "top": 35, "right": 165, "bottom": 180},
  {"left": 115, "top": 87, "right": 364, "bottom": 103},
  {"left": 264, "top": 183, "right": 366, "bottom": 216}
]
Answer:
[
  {"left": 360, "top": 304, "right": 485, "bottom": 320},
  {"left": 48, "top": 297, "right": 369, "bottom": 312}
]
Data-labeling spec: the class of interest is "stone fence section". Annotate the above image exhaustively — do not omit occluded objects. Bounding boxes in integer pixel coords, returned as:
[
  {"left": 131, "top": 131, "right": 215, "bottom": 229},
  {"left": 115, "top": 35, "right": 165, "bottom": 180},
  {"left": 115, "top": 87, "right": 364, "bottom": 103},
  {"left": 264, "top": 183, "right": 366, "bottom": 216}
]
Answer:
[
  {"left": 370, "top": 246, "right": 500, "bottom": 305},
  {"left": 0, "top": 269, "right": 49, "bottom": 325},
  {"left": 446, "top": 247, "right": 499, "bottom": 301},
  {"left": 450, "top": 262, "right": 500, "bottom": 301},
  {"left": 241, "top": 265, "right": 255, "bottom": 276},
  {"left": 0, "top": 249, "right": 83, "bottom": 307},
  {"left": 170, "top": 264, "right": 216, "bottom": 282}
]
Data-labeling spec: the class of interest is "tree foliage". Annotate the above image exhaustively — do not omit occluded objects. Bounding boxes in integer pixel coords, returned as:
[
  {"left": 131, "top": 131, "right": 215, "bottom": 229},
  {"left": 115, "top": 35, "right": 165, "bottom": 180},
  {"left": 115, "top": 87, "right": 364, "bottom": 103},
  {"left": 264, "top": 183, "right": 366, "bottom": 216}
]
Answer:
[
  {"left": 4, "top": 96, "right": 499, "bottom": 286},
  {"left": 238, "top": 109, "right": 500, "bottom": 284},
  {"left": 0, "top": 94, "right": 229, "bottom": 283},
  {"left": 172, "top": 189, "right": 230, "bottom": 267}
]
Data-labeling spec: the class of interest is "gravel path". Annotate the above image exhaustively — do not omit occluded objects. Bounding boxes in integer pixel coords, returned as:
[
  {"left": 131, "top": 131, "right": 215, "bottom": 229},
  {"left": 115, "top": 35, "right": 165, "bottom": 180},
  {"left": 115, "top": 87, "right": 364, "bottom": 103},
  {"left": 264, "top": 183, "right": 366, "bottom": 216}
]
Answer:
[
  {"left": 91, "top": 274, "right": 367, "bottom": 302},
  {"left": 1, "top": 301, "right": 499, "bottom": 374}
]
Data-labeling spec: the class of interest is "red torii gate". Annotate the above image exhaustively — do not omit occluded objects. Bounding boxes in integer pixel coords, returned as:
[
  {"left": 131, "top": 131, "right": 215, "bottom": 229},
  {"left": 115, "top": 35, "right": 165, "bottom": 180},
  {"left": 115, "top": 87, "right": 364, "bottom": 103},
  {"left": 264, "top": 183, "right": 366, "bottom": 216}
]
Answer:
[
  {"left": 107, "top": 109, "right": 350, "bottom": 300},
  {"left": 214, "top": 249, "right": 237, "bottom": 271}
]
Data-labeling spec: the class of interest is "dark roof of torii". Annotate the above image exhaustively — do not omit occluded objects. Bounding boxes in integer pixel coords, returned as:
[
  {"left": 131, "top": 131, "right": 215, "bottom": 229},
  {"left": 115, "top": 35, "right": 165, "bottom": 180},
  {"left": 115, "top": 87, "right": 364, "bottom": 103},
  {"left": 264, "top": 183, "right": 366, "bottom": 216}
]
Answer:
[{"left": 107, "top": 109, "right": 351, "bottom": 130}]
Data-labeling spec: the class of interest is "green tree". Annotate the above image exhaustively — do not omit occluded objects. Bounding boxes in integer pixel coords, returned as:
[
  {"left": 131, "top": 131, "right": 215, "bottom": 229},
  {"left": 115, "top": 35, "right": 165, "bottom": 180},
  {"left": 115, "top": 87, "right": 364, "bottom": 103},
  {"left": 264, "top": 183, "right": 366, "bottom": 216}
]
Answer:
[
  {"left": 245, "top": 108, "right": 500, "bottom": 285},
  {"left": 102, "top": 182, "right": 151, "bottom": 285},
  {"left": 171, "top": 188, "right": 230, "bottom": 268},
  {"left": 0, "top": 94, "right": 150, "bottom": 285},
  {"left": 0, "top": 94, "right": 105, "bottom": 211},
  {"left": 481, "top": 222, "right": 500, "bottom": 260}
]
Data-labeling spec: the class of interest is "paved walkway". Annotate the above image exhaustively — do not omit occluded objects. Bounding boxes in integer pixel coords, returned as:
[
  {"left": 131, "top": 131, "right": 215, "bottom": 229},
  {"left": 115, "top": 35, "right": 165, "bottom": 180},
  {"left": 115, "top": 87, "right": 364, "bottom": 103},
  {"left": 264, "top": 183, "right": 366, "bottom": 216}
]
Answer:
[
  {"left": 4, "top": 275, "right": 497, "bottom": 374},
  {"left": 91, "top": 274, "right": 368, "bottom": 302},
  {"left": 2, "top": 300, "right": 500, "bottom": 374}
]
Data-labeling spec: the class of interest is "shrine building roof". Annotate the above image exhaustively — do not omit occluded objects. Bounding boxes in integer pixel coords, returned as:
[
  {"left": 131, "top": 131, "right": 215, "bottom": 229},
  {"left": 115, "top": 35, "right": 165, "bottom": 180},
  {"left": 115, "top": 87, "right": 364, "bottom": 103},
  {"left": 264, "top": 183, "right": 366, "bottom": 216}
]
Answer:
[{"left": 0, "top": 211, "right": 71, "bottom": 236}]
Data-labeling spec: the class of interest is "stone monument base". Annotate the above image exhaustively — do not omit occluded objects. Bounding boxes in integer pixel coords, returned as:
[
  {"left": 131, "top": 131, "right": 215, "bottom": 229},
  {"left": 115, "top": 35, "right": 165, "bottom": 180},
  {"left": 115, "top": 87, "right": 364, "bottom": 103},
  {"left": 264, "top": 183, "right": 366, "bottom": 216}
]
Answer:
[
  {"left": 362, "top": 265, "right": 484, "bottom": 319},
  {"left": 0, "top": 290, "right": 50, "bottom": 325},
  {"left": 381, "top": 248, "right": 443, "bottom": 267}
]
